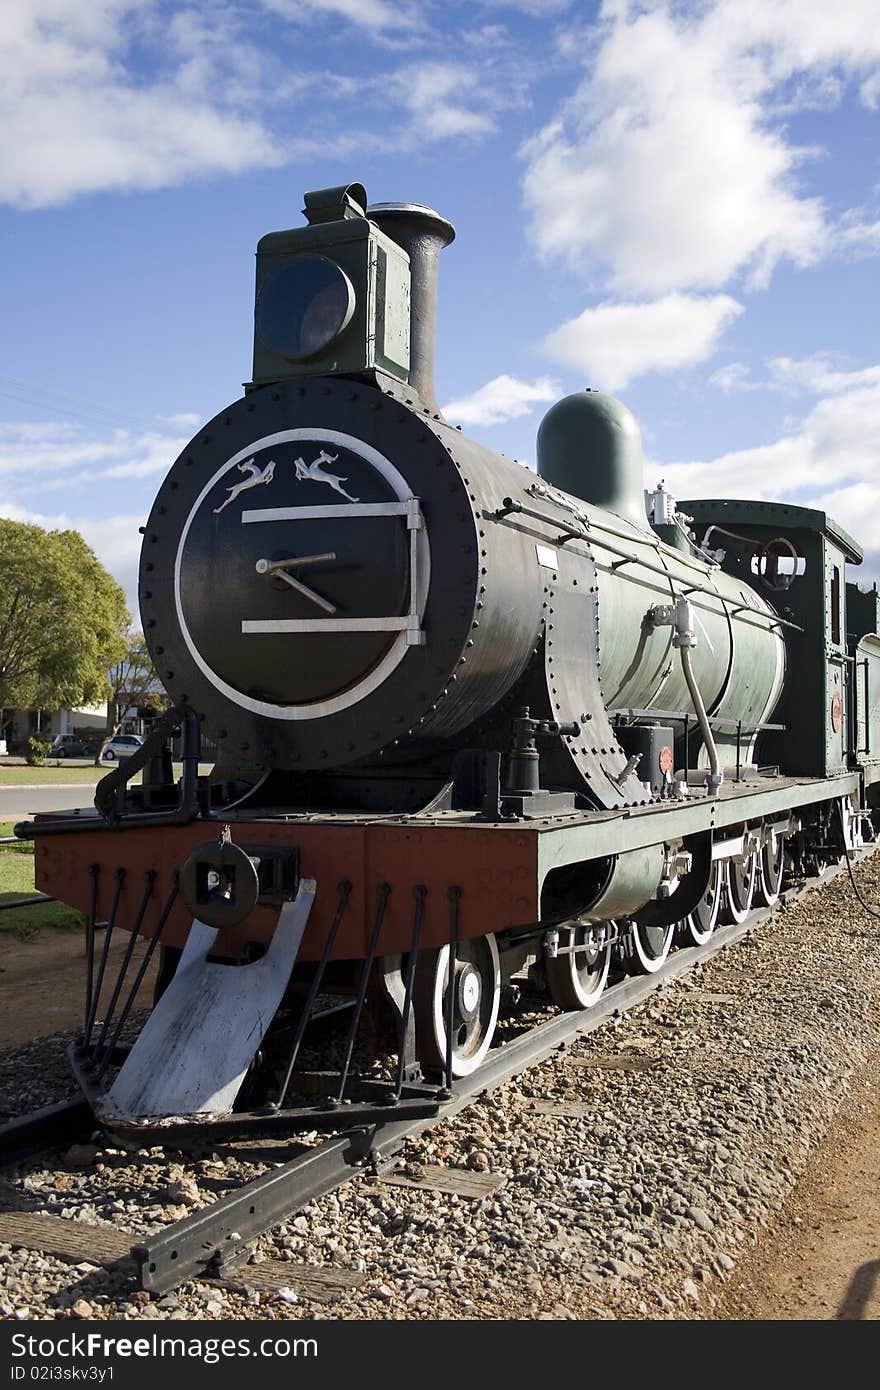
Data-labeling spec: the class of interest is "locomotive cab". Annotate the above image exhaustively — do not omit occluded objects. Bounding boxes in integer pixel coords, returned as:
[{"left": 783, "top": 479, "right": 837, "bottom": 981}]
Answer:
[{"left": 684, "top": 499, "right": 862, "bottom": 777}]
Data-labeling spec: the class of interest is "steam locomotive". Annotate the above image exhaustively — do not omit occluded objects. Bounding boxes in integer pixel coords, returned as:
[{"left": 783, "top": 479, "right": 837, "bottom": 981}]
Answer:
[{"left": 23, "top": 182, "right": 880, "bottom": 1132}]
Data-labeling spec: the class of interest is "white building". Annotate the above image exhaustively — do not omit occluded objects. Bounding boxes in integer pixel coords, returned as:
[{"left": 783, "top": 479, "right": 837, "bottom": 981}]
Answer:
[{"left": 0, "top": 702, "right": 108, "bottom": 755}]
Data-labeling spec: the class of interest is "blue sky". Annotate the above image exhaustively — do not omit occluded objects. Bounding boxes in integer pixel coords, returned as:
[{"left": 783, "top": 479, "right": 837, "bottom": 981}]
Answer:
[{"left": 1, "top": 0, "right": 879, "bottom": 612}]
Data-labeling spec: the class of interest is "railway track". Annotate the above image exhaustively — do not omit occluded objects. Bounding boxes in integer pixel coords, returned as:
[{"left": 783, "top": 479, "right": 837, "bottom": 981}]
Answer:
[{"left": 2, "top": 842, "right": 874, "bottom": 1298}]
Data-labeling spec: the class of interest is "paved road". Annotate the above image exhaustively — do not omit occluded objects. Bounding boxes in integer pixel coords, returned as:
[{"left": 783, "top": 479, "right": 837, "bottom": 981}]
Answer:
[
  {"left": 0, "top": 762, "right": 213, "bottom": 820},
  {"left": 0, "top": 785, "right": 98, "bottom": 818}
]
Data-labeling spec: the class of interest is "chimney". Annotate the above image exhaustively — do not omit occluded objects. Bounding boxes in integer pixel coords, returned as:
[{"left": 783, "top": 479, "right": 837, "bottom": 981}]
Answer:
[{"left": 368, "top": 202, "right": 455, "bottom": 416}]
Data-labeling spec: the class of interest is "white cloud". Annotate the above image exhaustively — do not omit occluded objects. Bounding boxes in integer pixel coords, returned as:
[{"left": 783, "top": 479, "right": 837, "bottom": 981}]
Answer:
[
  {"left": 660, "top": 356, "right": 880, "bottom": 579},
  {"left": 99, "top": 437, "right": 187, "bottom": 479},
  {"left": 701, "top": 0, "right": 880, "bottom": 79},
  {"left": 261, "top": 0, "right": 423, "bottom": 38},
  {"left": 708, "top": 362, "right": 761, "bottom": 395},
  {"left": 0, "top": 1, "right": 281, "bottom": 208},
  {"left": 521, "top": 0, "right": 880, "bottom": 295},
  {"left": 481, "top": 0, "right": 572, "bottom": 12},
  {"left": 768, "top": 354, "right": 880, "bottom": 395},
  {"left": 542, "top": 293, "right": 743, "bottom": 390},
  {"left": 0, "top": 4, "right": 522, "bottom": 206},
  {"left": 705, "top": 352, "right": 880, "bottom": 398},
  {"left": 0, "top": 421, "right": 186, "bottom": 481},
  {"left": 837, "top": 212, "right": 880, "bottom": 253},
  {"left": 809, "top": 481, "right": 880, "bottom": 577},
  {"left": 0, "top": 421, "right": 122, "bottom": 476},
  {"left": 772, "top": 73, "right": 844, "bottom": 113},
  {"left": 665, "top": 383, "right": 880, "bottom": 500},
  {"left": 862, "top": 70, "right": 880, "bottom": 107},
  {"left": 160, "top": 412, "right": 202, "bottom": 429},
  {"left": 0, "top": 410, "right": 197, "bottom": 607},
  {"left": 267, "top": 0, "right": 573, "bottom": 29},
  {"left": 389, "top": 62, "right": 497, "bottom": 140},
  {"left": 443, "top": 374, "right": 560, "bottom": 426}
]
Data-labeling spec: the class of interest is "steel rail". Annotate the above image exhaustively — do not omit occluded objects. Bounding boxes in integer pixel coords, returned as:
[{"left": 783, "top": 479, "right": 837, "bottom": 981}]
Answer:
[
  {"left": 364, "top": 858, "right": 855, "bottom": 1165},
  {"left": 129, "top": 844, "right": 874, "bottom": 1293},
  {"left": 132, "top": 1131, "right": 374, "bottom": 1291},
  {"left": 1, "top": 844, "right": 873, "bottom": 1290},
  {"left": 0, "top": 1098, "right": 94, "bottom": 1166}
]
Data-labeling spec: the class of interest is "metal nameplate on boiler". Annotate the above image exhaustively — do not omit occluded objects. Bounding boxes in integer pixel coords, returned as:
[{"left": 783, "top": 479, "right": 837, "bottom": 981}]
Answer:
[{"left": 535, "top": 543, "right": 558, "bottom": 570}]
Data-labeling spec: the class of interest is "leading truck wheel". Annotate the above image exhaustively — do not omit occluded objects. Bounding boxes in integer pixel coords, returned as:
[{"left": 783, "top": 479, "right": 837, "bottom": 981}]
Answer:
[
  {"left": 545, "top": 923, "right": 612, "bottom": 1010},
  {"left": 413, "top": 934, "right": 501, "bottom": 1079}
]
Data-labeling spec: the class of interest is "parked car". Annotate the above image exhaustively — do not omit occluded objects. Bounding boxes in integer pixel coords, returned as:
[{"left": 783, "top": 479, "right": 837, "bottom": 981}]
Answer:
[
  {"left": 49, "top": 734, "right": 89, "bottom": 758},
  {"left": 101, "top": 733, "right": 144, "bottom": 761}
]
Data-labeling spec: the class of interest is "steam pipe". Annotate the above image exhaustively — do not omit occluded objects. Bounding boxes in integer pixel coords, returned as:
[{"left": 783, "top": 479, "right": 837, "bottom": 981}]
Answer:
[
  {"left": 680, "top": 644, "right": 722, "bottom": 798},
  {"left": 650, "top": 599, "right": 723, "bottom": 798}
]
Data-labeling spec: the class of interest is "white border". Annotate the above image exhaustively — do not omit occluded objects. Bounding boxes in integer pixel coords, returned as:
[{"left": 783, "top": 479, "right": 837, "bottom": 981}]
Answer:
[{"left": 173, "top": 428, "right": 431, "bottom": 721}]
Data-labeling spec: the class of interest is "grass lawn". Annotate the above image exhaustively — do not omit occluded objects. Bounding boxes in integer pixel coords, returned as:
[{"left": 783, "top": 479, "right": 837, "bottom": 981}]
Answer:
[
  {"left": 0, "top": 761, "right": 213, "bottom": 786},
  {"left": 0, "top": 821, "right": 83, "bottom": 935},
  {"left": 0, "top": 764, "right": 108, "bottom": 785},
  {"left": 0, "top": 820, "right": 33, "bottom": 846}
]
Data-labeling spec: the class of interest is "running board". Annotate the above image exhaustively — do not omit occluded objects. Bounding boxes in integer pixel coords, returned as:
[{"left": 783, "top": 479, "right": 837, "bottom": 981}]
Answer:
[{"left": 102, "top": 878, "right": 316, "bottom": 1121}]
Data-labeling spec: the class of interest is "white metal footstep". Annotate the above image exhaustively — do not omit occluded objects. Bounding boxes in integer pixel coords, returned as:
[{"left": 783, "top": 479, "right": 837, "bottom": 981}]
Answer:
[{"left": 106, "top": 877, "right": 316, "bottom": 1119}]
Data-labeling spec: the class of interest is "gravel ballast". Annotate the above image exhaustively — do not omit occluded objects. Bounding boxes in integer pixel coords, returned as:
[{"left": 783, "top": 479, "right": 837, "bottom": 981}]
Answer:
[{"left": 2, "top": 853, "right": 880, "bottom": 1322}]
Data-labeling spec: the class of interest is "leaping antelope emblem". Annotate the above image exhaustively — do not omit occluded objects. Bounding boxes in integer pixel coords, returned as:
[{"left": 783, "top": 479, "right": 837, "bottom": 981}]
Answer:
[
  {"left": 214, "top": 458, "right": 276, "bottom": 514},
  {"left": 293, "top": 450, "right": 359, "bottom": 503}
]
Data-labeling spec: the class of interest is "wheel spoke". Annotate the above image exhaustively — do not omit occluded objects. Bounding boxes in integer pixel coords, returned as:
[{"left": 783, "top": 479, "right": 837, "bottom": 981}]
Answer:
[{"left": 414, "top": 935, "right": 500, "bottom": 1078}]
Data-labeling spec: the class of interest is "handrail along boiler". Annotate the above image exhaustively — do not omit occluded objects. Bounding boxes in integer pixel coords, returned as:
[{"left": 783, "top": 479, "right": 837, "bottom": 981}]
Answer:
[{"left": 20, "top": 181, "right": 880, "bottom": 1132}]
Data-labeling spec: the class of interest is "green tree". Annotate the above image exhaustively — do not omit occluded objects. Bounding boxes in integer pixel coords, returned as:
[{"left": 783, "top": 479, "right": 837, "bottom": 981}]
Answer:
[
  {"left": 0, "top": 519, "right": 130, "bottom": 727},
  {"left": 98, "top": 631, "right": 167, "bottom": 762}
]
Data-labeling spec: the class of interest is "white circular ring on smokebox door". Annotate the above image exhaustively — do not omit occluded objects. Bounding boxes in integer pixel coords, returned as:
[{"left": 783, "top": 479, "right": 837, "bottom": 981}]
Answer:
[{"left": 172, "top": 428, "right": 432, "bottom": 720}]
